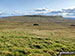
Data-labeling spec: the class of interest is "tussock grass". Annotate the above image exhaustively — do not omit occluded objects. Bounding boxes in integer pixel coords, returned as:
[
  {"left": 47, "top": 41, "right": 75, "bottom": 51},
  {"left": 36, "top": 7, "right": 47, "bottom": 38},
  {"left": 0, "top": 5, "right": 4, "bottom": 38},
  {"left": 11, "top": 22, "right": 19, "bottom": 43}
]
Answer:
[{"left": 0, "top": 28, "right": 75, "bottom": 56}]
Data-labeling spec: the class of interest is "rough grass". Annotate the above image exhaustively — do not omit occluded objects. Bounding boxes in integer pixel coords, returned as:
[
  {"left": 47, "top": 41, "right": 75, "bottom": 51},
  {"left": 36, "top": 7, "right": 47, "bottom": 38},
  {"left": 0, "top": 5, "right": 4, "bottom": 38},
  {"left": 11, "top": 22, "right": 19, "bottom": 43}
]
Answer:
[
  {"left": 0, "top": 28, "right": 75, "bottom": 56},
  {"left": 0, "top": 16, "right": 75, "bottom": 56}
]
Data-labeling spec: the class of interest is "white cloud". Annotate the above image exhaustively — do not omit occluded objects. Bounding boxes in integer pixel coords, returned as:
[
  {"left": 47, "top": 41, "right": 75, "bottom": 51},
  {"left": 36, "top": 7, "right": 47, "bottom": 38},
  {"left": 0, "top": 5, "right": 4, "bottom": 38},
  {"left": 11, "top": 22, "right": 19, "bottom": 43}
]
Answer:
[
  {"left": 31, "top": 7, "right": 75, "bottom": 18},
  {"left": 35, "top": 8, "right": 50, "bottom": 11},
  {"left": 29, "top": 8, "right": 50, "bottom": 15},
  {"left": 63, "top": 6, "right": 75, "bottom": 9},
  {"left": 1, "top": 7, "right": 75, "bottom": 18},
  {"left": 64, "top": 16, "right": 75, "bottom": 18},
  {"left": 0, "top": 11, "right": 4, "bottom": 15},
  {"left": 12, "top": 10, "right": 26, "bottom": 15}
]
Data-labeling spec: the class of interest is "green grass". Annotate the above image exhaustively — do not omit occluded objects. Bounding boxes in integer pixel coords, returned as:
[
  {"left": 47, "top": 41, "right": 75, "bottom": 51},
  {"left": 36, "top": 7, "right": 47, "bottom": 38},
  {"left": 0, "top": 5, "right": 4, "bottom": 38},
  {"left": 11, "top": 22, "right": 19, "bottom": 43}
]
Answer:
[
  {"left": 0, "top": 28, "right": 74, "bottom": 56},
  {"left": 0, "top": 16, "right": 75, "bottom": 56}
]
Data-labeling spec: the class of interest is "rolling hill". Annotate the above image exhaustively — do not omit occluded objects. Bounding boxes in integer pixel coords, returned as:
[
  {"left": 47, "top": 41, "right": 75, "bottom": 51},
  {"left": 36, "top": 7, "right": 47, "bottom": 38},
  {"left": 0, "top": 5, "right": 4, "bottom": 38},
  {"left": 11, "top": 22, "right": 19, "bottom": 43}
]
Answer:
[
  {"left": 0, "top": 15, "right": 75, "bottom": 22},
  {"left": 0, "top": 15, "right": 75, "bottom": 56}
]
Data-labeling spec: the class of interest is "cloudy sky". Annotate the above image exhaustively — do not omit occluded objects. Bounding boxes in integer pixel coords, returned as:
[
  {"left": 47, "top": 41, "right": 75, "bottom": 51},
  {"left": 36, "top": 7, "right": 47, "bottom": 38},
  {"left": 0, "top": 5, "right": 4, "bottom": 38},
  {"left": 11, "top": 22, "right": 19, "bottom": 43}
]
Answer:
[{"left": 0, "top": 0, "right": 75, "bottom": 17}]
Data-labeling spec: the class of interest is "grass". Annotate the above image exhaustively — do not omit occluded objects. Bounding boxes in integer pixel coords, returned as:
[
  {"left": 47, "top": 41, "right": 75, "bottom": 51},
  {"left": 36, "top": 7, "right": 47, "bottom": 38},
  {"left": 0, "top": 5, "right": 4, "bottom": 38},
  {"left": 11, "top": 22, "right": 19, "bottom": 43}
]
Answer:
[
  {"left": 0, "top": 16, "right": 75, "bottom": 56},
  {"left": 0, "top": 28, "right": 75, "bottom": 56}
]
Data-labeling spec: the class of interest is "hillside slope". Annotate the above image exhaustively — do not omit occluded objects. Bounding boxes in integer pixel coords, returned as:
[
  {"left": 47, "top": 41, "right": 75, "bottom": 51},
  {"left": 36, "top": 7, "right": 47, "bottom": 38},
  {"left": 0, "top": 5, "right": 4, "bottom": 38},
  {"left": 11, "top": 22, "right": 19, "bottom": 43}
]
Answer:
[
  {"left": 0, "top": 15, "right": 75, "bottom": 23},
  {"left": 0, "top": 15, "right": 75, "bottom": 56}
]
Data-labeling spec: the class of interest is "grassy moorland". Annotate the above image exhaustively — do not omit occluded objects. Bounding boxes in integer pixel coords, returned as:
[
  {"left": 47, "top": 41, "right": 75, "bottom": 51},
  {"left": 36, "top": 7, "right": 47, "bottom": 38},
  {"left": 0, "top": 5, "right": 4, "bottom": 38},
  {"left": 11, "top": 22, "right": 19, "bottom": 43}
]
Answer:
[{"left": 0, "top": 15, "right": 75, "bottom": 56}]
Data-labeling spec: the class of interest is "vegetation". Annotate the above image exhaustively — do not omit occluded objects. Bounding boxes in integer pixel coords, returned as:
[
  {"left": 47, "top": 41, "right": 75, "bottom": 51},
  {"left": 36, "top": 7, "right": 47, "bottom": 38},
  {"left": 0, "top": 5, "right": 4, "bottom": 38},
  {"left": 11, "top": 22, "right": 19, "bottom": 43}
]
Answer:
[{"left": 0, "top": 15, "right": 75, "bottom": 56}]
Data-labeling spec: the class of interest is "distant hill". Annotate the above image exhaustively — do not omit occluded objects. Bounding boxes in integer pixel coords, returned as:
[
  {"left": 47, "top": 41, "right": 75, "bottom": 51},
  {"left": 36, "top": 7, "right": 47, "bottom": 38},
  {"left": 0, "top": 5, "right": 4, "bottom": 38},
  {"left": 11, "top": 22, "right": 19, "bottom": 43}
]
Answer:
[{"left": 0, "top": 15, "right": 75, "bottom": 23}]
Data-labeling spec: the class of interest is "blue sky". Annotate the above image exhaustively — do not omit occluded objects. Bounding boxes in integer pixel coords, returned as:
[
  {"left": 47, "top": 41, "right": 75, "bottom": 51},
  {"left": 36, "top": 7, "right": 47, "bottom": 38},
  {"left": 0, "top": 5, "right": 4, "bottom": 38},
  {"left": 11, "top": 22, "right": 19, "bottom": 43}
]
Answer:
[{"left": 0, "top": 0, "right": 75, "bottom": 17}]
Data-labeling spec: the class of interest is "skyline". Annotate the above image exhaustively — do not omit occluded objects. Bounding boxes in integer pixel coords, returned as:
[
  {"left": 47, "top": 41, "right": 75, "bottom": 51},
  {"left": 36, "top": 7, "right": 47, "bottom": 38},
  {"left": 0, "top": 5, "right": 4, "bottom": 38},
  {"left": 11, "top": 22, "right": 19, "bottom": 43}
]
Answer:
[{"left": 0, "top": 0, "right": 75, "bottom": 17}]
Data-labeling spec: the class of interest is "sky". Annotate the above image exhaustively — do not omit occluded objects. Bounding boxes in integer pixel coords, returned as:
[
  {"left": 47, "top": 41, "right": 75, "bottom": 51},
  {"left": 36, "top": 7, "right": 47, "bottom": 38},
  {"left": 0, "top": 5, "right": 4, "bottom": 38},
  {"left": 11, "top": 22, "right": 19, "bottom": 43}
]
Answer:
[{"left": 0, "top": 0, "right": 75, "bottom": 17}]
